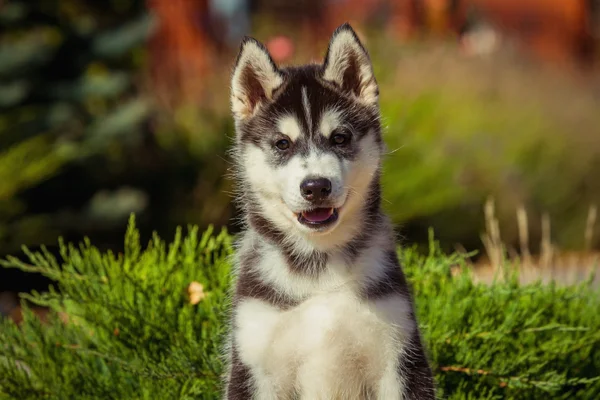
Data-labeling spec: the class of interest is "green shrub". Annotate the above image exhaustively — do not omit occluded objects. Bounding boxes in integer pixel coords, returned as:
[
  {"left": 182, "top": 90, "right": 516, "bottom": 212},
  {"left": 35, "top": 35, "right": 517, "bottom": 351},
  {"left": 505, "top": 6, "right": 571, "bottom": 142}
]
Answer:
[
  {"left": 1, "top": 218, "right": 599, "bottom": 399},
  {"left": 0, "top": 0, "right": 154, "bottom": 252},
  {"left": 371, "top": 41, "right": 600, "bottom": 250}
]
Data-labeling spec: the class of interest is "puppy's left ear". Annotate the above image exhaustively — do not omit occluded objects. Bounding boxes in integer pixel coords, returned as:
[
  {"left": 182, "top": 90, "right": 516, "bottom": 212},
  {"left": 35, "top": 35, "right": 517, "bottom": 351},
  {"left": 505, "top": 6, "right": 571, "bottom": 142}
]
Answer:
[
  {"left": 231, "top": 37, "right": 284, "bottom": 121},
  {"left": 322, "top": 23, "right": 378, "bottom": 106}
]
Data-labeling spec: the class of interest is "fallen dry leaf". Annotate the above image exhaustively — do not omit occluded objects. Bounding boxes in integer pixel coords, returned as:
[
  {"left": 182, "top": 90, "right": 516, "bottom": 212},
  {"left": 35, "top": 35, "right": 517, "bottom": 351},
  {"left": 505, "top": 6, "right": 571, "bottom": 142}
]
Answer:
[{"left": 188, "top": 281, "right": 206, "bottom": 305}]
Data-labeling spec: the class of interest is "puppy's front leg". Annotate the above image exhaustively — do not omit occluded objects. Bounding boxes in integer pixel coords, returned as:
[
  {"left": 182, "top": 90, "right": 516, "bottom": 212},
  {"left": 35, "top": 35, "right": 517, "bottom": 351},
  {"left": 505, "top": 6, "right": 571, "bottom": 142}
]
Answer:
[
  {"left": 296, "top": 354, "right": 340, "bottom": 400},
  {"left": 225, "top": 349, "right": 254, "bottom": 400},
  {"left": 375, "top": 363, "right": 403, "bottom": 400},
  {"left": 396, "top": 331, "right": 436, "bottom": 400},
  {"left": 375, "top": 344, "right": 435, "bottom": 400},
  {"left": 368, "top": 293, "right": 436, "bottom": 400}
]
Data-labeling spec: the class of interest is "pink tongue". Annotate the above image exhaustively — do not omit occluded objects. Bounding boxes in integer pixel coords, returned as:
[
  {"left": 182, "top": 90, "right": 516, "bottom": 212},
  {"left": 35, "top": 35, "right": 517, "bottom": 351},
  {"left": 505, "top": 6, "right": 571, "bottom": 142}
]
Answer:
[{"left": 302, "top": 208, "right": 333, "bottom": 222}]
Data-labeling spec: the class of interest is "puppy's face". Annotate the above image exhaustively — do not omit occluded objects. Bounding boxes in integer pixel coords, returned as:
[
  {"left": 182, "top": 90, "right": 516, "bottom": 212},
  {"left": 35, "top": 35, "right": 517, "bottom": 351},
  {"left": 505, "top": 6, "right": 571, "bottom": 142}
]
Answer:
[{"left": 232, "top": 24, "right": 383, "bottom": 236}]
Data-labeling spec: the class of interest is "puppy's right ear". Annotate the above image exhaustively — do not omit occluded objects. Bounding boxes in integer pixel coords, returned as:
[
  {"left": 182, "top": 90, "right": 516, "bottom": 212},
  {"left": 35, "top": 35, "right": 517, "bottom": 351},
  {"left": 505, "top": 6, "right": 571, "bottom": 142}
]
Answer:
[
  {"left": 322, "top": 23, "right": 378, "bottom": 106},
  {"left": 231, "top": 37, "right": 284, "bottom": 121}
]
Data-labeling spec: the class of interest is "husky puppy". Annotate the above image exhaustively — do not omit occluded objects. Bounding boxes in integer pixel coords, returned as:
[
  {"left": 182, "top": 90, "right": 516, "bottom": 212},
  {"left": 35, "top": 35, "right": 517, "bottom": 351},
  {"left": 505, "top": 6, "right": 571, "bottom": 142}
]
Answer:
[{"left": 224, "top": 23, "right": 436, "bottom": 400}]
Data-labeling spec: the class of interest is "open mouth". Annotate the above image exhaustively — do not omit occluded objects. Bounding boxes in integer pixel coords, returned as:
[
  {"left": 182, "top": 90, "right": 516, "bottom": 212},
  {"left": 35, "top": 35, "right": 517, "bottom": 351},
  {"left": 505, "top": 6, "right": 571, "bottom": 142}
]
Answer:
[{"left": 297, "top": 207, "right": 339, "bottom": 228}]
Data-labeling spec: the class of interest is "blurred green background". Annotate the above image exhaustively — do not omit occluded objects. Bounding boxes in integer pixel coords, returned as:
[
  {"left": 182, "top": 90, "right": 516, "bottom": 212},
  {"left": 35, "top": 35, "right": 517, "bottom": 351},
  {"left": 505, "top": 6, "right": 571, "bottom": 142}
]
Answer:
[{"left": 1, "top": 0, "right": 600, "bottom": 292}]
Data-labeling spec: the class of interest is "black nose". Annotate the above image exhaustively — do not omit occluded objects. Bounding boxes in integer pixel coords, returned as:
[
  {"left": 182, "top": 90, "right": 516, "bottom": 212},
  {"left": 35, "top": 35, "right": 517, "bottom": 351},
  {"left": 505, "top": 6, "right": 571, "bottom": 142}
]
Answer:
[{"left": 300, "top": 178, "right": 332, "bottom": 201}]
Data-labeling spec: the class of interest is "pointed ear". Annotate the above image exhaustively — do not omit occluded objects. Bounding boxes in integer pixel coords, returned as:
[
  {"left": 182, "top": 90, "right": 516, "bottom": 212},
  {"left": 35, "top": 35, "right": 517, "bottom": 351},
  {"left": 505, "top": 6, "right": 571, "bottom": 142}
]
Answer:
[
  {"left": 230, "top": 37, "right": 284, "bottom": 120},
  {"left": 322, "top": 24, "right": 378, "bottom": 106}
]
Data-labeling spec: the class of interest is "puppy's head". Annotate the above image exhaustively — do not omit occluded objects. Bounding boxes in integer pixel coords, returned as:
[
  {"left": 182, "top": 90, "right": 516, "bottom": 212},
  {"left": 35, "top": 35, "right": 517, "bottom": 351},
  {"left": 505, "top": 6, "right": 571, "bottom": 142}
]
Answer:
[{"left": 231, "top": 24, "right": 383, "bottom": 239}]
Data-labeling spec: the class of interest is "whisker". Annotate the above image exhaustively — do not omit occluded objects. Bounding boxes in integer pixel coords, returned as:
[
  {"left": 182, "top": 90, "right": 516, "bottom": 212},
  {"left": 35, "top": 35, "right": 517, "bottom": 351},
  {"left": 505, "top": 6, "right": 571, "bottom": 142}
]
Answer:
[{"left": 383, "top": 145, "right": 405, "bottom": 155}]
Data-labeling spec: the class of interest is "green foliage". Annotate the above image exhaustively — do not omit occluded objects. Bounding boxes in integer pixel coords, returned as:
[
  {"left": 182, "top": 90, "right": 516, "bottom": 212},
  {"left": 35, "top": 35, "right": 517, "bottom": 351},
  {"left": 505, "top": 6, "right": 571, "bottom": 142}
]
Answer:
[
  {"left": 0, "top": 0, "right": 153, "bottom": 252},
  {"left": 1, "top": 219, "right": 599, "bottom": 399},
  {"left": 405, "top": 232, "right": 600, "bottom": 399},
  {"left": 379, "top": 85, "right": 582, "bottom": 244},
  {"left": 371, "top": 40, "right": 600, "bottom": 250},
  {"left": 0, "top": 217, "right": 232, "bottom": 399}
]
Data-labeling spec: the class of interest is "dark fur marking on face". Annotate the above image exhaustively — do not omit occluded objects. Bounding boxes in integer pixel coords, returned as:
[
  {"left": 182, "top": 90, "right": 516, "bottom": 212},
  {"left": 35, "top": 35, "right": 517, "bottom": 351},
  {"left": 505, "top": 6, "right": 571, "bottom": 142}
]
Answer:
[
  {"left": 311, "top": 129, "right": 359, "bottom": 161},
  {"left": 248, "top": 210, "right": 328, "bottom": 275},
  {"left": 269, "top": 134, "right": 312, "bottom": 166},
  {"left": 235, "top": 243, "right": 298, "bottom": 310}
]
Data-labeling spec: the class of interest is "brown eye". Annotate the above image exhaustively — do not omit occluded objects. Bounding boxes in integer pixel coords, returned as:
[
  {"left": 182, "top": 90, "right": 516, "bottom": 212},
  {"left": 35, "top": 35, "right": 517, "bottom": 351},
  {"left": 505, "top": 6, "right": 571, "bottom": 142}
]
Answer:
[
  {"left": 275, "top": 139, "right": 290, "bottom": 150},
  {"left": 332, "top": 134, "right": 347, "bottom": 145}
]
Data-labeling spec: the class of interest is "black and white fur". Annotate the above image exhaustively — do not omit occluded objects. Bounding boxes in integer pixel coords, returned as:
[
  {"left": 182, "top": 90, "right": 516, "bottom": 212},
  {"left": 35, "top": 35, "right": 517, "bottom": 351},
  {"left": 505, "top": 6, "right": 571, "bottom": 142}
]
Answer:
[{"left": 224, "top": 23, "right": 436, "bottom": 400}]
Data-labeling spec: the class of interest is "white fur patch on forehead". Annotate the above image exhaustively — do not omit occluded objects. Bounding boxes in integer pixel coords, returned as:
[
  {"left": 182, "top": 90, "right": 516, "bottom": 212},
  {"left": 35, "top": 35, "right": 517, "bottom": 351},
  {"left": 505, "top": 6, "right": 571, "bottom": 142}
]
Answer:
[
  {"left": 231, "top": 38, "right": 284, "bottom": 121},
  {"left": 277, "top": 114, "right": 303, "bottom": 141},
  {"left": 322, "top": 24, "right": 378, "bottom": 106},
  {"left": 319, "top": 108, "right": 343, "bottom": 138},
  {"left": 301, "top": 86, "right": 312, "bottom": 133}
]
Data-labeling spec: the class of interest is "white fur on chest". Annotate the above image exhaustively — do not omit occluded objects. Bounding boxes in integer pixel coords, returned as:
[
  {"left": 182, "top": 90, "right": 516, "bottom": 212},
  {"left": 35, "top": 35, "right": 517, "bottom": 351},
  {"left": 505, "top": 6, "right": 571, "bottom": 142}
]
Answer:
[{"left": 235, "top": 289, "right": 414, "bottom": 399}]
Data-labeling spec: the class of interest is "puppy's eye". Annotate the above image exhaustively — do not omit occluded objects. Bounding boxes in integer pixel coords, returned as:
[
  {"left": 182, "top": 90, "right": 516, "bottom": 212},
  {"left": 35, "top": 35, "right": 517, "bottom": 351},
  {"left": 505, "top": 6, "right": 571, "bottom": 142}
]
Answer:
[
  {"left": 332, "top": 133, "right": 347, "bottom": 145},
  {"left": 275, "top": 139, "right": 290, "bottom": 150}
]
